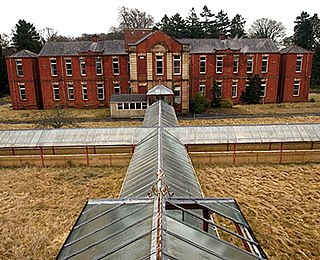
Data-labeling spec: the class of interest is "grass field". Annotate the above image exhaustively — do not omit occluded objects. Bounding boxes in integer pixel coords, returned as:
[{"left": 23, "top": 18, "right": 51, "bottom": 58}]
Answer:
[{"left": 0, "top": 164, "right": 319, "bottom": 259}]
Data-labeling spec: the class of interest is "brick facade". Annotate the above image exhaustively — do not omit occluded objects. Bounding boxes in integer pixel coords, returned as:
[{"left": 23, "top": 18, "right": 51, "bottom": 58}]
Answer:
[{"left": 6, "top": 30, "right": 313, "bottom": 112}]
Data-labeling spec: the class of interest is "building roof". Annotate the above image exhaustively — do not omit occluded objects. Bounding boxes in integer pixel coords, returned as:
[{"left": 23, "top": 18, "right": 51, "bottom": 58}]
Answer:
[
  {"left": 179, "top": 38, "right": 279, "bottom": 53},
  {"left": 110, "top": 94, "right": 147, "bottom": 103},
  {"left": 146, "top": 84, "right": 174, "bottom": 96},
  {"left": 280, "top": 45, "right": 313, "bottom": 54},
  {"left": 10, "top": 49, "right": 38, "bottom": 58},
  {"left": 38, "top": 40, "right": 126, "bottom": 56}
]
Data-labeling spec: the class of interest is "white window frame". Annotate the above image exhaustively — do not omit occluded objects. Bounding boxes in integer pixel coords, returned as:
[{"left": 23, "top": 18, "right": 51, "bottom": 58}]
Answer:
[
  {"left": 16, "top": 60, "right": 23, "bottom": 77},
  {"left": 232, "top": 81, "right": 238, "bottom": 98},
  {"left": 18, "top": 84, "right": 26, "bottom": 100},
  {"left": 50, "top": 59, "right": 58, "bottom": 76},
  {"left": 216, "top": 56, "right": 223, "bottom": 73},
  {"left": 173, "top": 55, "right": 181, "bottom": 75},
  {"left": 114, "top": 83, "right": 120, "bottom": 94},
  {"left": 296, "top": 55, "right": 303, "bottom": 72},
  {"left": 65, "top": 58, "right": 72, "bottom": 76},
  {"left": 199, "top": 56, "right": 206, "bottom": 74},
  {"left": 260, "top": 80, "right": 267, "bottom": 98},
  {"left": 156, "top": 55, "right": 163, "bottom": 75},
  {"left": 82, "top": 84, "right": 88, "bottom": 100},
  {"left": 233, "top": 56, "right": 239, "bottom": 73},
  {"left": 67, "top": 83, "right": 75, "bottom": 100},
  {"left": 174, "top": 85, "right": 181, "bottom": 104},
  {"left": 261, "top": 56, "right": 268, "bottom": 73},
  {"left": 97, "top": 83, "right": 105, "bottom": 100},
  {"left": 216, "top": 81, "right": 222, "bottom": 98},
  {"left": 112, "top": 57, "right": 120, "bottom": 75},
  {"left": 199, "top": 82, "right": 206, "bottom": 96},
  {"left": 293, "top": 80, "right": 300, "bottom": 96},
  {"left": 53, "top": 83, "right": 60, "bottom": 101},
  {"left": 247, "top": 56, "right": 253, "bottom": 73},
  {"left": 96, "top": 57, "right": 103, "bottom": 75},
  {"left": 80, "top": 58, "right": 86, "bottom": 76}
]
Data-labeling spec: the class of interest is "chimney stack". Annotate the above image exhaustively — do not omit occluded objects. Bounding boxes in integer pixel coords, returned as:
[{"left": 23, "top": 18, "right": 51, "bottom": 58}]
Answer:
[{"left": 92, "top": 34, "right": 98, "bottom": 43}]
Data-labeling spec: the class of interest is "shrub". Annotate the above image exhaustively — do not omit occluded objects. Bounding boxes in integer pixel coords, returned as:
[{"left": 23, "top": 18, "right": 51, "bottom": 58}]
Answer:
[
  {"left": 190, "top": 93, "right": 210, "bottom": 114},
  {"left": 218, "top": 99, "right": 233, "bottom": 108}
]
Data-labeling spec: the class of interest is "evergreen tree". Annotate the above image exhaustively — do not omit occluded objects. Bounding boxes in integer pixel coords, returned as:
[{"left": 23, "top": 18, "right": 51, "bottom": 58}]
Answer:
[
  {"left": 12, "top": 19, "right": 43, "bottom": 53},
  {"left": 169, "top": 13, "right": 188, "bottom": 38},
  {"left": 240, "top": 74, "right": 263, "bottom": 104},
  {"left": 200, "top": 5, "right": 217, "bottom": 38},
  {"left": 293, "top": 12, "right": 314, "bottom": 50},
  {"left": 0, "top": 36, "right": 9, "bottom": 96},
  {"left": 186, "top": 8, "right": 203, "bottom": 38},
  {"left": 156, "top": 15, "right": 173, "bottom": 35},
  {"left": 215, "top": 10, "right": 231, "bottom": 37},
  {"left": 311, "top": 45, "right": 320, "bottom": 86},
  {"left": 230, "top": 14, "right": 246, "bottom": 38}
]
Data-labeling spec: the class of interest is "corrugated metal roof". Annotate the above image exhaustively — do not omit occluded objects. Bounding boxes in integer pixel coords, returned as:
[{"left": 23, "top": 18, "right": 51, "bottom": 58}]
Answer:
[
  {"left": 167, "top": 123, "right": 320, "bottom": 144},
  {"left": 146, "top": 84, "right": 174, "bottom": 96},
  {"left": 143, "top": 101, "right": 179, "bottom": 127},
  {"left": 38, "top": 40, "right": 126, "bottom": 56},
  {"left": 180, "top": 38, "right": 279, "bottom": 53}
]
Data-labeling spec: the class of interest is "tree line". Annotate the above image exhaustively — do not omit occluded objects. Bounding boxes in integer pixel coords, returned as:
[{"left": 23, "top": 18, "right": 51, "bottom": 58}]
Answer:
[{"left": 0, "top": 6, "right": 320, "bottom": 96}]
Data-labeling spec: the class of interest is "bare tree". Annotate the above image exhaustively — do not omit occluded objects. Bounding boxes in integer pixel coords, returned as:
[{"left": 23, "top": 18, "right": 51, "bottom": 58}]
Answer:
[
  {"left": 248, "top": 18, "right": 286, "bottom": 44},
  {"left": 112, "top": 6, "right": 154, "bottom": 32}
]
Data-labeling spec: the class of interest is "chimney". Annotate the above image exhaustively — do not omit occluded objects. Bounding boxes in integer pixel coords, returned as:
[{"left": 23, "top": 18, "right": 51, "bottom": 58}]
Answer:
[
  {"left": 92, "top": 34, "right": 98, "bottom": 43},
  {"left": 218, "top": 33, "right": 226, "bottom": 40}
]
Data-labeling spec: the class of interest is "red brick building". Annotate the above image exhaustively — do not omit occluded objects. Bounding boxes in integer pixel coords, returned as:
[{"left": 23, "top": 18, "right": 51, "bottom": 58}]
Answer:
[{"left": 6, "top": 30, "right": 313, "bottom": 112}]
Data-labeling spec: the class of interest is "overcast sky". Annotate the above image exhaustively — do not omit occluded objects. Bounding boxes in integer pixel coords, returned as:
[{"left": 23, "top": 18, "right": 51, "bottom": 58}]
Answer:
[{"left": 1, "top": 0, "right": 318, "bottom": 38}]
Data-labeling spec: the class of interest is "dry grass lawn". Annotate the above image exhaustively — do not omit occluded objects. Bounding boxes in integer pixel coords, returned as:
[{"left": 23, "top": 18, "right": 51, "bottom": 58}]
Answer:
[
  {"left": 0, "top": 164, "right": 319, "bottom": 259},
  {"left": 0, "top": 166, "right": 126, "bottom": 260},
  {"left": 196, "top": 163, "right": 320, "bottom": 260}
]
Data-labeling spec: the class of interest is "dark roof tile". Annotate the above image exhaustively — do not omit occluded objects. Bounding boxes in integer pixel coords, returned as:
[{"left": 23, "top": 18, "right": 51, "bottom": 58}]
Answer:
[
  {"left": 110, "top": 94, "right": 147, "bottom": 102},
  {"left": 10, "top": 49, "right": 38, "bottom": 58}
]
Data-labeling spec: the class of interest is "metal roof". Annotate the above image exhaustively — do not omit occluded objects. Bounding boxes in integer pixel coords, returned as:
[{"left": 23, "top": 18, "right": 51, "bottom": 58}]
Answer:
[
  {"left": 38, "top": 40, "right": 126, "bottom": 56},
  {"left": 0, "top": 127, "right": 153, "bottom": 148},
  {"left": 146, "top": 84, "right": 174, "bottom": 96},
  {"left": 143, "top": 101, "right": 179, "bottom": 127},
  {"left": 167, "top": 123, "right": 320, "bottom": 144}
]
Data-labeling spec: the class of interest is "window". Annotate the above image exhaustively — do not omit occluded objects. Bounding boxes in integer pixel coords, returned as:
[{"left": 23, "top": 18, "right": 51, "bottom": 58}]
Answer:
[
  {"left": 296, "top": 56, "right": 303, "bottom": 72},
  {"left": 262, "top": 56, "right": 268, "bottom": 73},
  {"left": 96, "top": 58, "right": 103, "bottom": 75},
  {"left": 19, "top": 84, "right": 26, "bottom": 100},
  {"left": 67, "top": 84, "right": 74, "bottom": 100},
  {"left": 216, "top": 56, "right": 223, "bottom": 73},
  {"left": 232, "top": 81, "right": 238, "bottom": 98},
  {"left": 65, "top": 59, "right": 72, "bottom": 76},
  {"left": 200, "top": 56, "right": 206, "bottom": 74},
  {"left": 124, "top": 103, "right": 129, "bottom": 109},
  {"left": 130, "top": 103, "right": 135, "bottom": 109},
  {"left": 174, "top": 86, "right": 181, "bottom": 104},
  {"left": 117, "top": 103, "right": 123, "bottom": 110},
  {"left": 53, "top": 84, "right": 60, "bottom": 100},
  {"left": 16, "top": 60, "right": 23, "bottom": 77},
  {"left": 247, "top": 57, "right": 253, "bottom": 73},
  {"left": 114, "top": 83, "right": 120, "bottom": 94},
  {"left": 80, "top": 58, "right": 86, "bottom": 76},
  {"left": 97, "top": 83, "right": 104, "bottom": 100},
  {"left": 156, "top": 55, "right": 163, "bottom": 75},
  {"left": 293, "top": 80, "right": 300, "bottom": 96},
  {"left": 261, "top": 80, "right": 267, "bottom": 97},
  {"left": 82, "top": 84, "right": 88, "bottom": 100},
  {"left": 233, "top": 56, "right": 239, "bottom": 73},
  {"left": 173, "top": 55, "right": 181, "bottom": 75},
  {"left": 142, "top": 102, "right": 148, "bottom": 109},
  {"left": 136, "top": 103, "right": 142, "bottom": 109},
  {"left": 199, "top": 82, "right": 206, "bottom": 96},
  {"left": 216, "top": 81, "right": 222, "bottom": 98},
  {"left": 112, "top": 57, "right": 120, "bottom": 75},
  {"left": 50, "top": 59, "right": 58, "bottom": 76}
]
